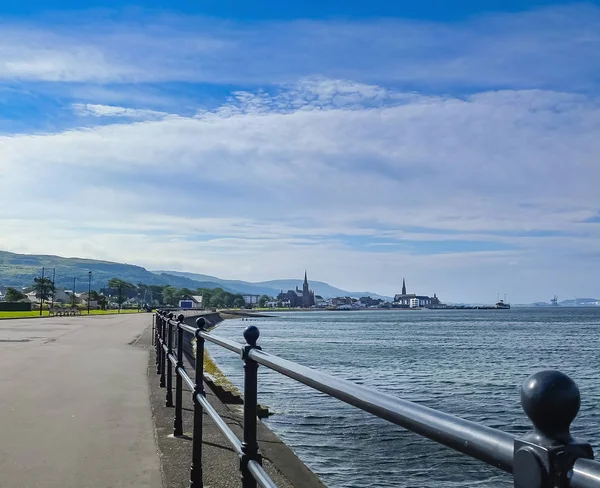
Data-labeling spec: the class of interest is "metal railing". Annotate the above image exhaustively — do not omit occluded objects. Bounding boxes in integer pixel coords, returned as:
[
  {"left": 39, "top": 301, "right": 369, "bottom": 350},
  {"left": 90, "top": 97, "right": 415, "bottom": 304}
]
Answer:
[{"left": 154, "top": 310, "right": 600, "bottom": 488}]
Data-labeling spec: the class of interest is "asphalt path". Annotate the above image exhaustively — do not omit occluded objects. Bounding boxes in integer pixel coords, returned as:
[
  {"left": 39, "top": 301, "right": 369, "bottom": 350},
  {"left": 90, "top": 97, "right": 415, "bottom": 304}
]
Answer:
[{"left": 0, "top": 314, "right": 162, "bottom": 488}]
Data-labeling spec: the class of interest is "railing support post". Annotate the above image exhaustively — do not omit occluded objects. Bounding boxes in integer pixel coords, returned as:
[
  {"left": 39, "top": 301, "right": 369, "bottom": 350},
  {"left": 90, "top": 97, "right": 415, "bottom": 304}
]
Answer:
[
  {"left": 190, "top": 317, "right": 206, "bottom": 488},
  {"left": 174, "top": 314, "right": 185, "bottom": 436},
  {"left": 240, "top": 325, "right": 262, "bottom": 488},
  {"left": 166, "top": 314, "right": 175, "bottom": 407},
  {"left": 160, "top": 312, "right": 171, "bottom": 388},
  {"left": 513, "top": 370, "right": 594, "bottom": 488},
  {"left": 156, "top": 311, "right": 162, "bottom": 375},
  {"left": 151, "top": 312, "right": 155, "bottom": 346}
]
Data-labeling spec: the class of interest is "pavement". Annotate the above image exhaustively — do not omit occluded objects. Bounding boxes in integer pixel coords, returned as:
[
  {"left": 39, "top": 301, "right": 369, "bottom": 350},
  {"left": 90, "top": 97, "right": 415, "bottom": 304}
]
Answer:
[{"left": 0, "top": 313, "right": 162, "bottom": 488}]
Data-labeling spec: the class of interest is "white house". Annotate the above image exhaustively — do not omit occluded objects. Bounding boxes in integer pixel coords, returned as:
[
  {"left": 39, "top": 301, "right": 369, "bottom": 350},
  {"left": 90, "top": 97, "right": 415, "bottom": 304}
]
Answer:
[
  {"left": 242, "top": 294, "right": 260, "bottom": 306},
  {"left": 179, "top": 295, "right": 204, "bottom": 309}
]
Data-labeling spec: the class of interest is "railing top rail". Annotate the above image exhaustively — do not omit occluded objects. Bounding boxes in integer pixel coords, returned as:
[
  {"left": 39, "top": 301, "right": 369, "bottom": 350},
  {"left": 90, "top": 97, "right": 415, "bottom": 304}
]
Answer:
[
  {"left": 571, "top": 459, "right": 600, "bottom": 488},
  {"left": 199, "top": 331, "right": 244, "bottom": 355}
]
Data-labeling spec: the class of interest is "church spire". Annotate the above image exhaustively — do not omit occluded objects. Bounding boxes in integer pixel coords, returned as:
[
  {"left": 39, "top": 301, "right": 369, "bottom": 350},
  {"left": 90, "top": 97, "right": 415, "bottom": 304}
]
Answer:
[
  {"left": 304, "top": 270, "right": 308, "bottom": 286},
  {"left": 402, "top": 278, "right": 406, "bottom": 295}
]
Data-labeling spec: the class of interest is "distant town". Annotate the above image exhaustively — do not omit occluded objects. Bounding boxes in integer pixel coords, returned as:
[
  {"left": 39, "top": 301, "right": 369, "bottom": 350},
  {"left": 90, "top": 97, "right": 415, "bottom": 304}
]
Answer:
[{"left": 1, "top": 267, "right": 598, "bottom": 313}]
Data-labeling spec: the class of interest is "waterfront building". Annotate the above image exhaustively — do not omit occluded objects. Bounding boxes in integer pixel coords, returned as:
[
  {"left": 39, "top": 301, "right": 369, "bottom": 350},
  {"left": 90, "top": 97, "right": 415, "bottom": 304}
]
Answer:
[
  {"left": 393, "top": 278, "right": 440, "bottom": 308},
  {"left": 277, "top": 271, "right": 315, "bottom": 308},
  {"left": 242, "top": 294, "right": 261, "bottom": 306},
  {"left": 179, "top": 295, "right": 204, "bottom": 309}
]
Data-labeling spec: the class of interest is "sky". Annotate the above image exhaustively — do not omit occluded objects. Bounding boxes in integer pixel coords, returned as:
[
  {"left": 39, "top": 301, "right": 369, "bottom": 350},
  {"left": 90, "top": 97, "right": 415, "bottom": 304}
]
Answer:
[{"left": 1, "top": 1, "right": 599, "bottom": 302}]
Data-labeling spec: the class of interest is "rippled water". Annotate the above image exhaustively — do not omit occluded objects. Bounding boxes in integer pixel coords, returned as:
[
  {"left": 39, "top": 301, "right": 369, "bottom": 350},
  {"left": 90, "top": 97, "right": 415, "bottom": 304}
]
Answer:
[{"left": 206, "top": 308, "right": 600, "bottom": 487}]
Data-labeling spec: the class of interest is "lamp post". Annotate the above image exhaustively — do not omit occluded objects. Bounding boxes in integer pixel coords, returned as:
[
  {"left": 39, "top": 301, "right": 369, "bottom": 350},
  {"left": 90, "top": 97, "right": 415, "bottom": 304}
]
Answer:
[
  {"left": 88, "top": 271, "right": 92, "bottom": 315},
  {"left": 39, "top": 267, "right": 45, "bottom": 316},
  {"left": 72, "top": 277, "right": 76, "bottom": 308}
]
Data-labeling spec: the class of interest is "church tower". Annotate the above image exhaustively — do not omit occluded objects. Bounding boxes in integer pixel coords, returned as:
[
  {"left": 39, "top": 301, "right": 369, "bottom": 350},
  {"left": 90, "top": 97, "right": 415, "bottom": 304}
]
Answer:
[
  {"left": 402, "top": 278, "right": 406, "bottom": 295},
  {"left": 302, "top": 270, "right": 311, "bottom": 307}
]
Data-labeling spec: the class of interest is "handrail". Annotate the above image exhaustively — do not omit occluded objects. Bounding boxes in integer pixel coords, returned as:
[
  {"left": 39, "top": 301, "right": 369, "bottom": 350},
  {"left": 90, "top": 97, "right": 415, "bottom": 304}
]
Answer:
[
  {"left": 248, "top": 347, "right": 515, "bottom": 472},
  {"left": 199, "top": 331, "right": 243, "bottom": 355},
  {"left": 572, "top": 459, "right": 600, "bottom": 488},
  {"left": 154, "top": 310, "right": 600, "bottom": 488}
]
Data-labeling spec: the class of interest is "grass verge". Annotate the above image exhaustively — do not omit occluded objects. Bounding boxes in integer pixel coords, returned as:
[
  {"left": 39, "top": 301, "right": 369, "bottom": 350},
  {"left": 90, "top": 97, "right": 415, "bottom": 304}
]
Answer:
[{"left": 0, "top": 309, "right": 146, "bottom": 319}]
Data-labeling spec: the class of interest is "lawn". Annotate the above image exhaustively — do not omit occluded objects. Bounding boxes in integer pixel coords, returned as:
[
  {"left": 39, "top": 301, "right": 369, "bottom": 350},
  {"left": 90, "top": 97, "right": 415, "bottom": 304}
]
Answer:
[{"left": 0, "top": 309, "right": 147, "bottom": 319}]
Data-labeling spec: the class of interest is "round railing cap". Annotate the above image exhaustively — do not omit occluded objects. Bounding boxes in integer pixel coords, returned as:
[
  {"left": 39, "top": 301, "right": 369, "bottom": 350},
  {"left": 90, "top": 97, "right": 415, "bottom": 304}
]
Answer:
[
  {"left": 178, "top": 313, "right": 185, "bottom": 322},
  {"left": 243, "top": 325, "right": 260, "bottom": 346},
  {"left": 521, "top": 370, "right": 580, "bottom": 438},
  {"left": 168, "top": 312, "right": 174, "bottom": 319},
  {"left": 195, "top": 317, "right": 206, "bottom": 329}
]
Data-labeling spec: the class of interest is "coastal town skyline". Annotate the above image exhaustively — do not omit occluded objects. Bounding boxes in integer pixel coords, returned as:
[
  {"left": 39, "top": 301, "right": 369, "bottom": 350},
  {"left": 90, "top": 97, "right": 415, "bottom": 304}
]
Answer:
[{"left": 1, "top": 1, "right": 599, "bottom": 303}]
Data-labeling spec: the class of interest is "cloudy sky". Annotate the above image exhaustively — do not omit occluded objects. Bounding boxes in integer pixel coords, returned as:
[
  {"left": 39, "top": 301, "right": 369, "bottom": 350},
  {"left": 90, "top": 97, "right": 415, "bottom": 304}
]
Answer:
[{"left": 1, "top": 0, "right": 599, "bottom": 302}]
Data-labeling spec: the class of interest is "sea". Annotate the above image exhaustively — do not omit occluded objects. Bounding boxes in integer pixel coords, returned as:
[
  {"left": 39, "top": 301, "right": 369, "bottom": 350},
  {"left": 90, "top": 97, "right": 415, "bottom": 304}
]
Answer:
[{"left": 205, "top": 308, "right": 600, "bottom": 487}]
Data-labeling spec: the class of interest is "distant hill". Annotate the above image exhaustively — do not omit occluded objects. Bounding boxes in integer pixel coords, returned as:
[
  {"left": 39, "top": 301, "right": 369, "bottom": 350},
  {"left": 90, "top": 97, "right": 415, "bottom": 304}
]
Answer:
[
  {"left": 0, "top": 251, "right": 229, "bottom": 291},
  {"left": 154, "top": 270, "right": 392, "bottom": 300},
  {"left": 0, "top": 251, "right": 391, "bottom": 300}
]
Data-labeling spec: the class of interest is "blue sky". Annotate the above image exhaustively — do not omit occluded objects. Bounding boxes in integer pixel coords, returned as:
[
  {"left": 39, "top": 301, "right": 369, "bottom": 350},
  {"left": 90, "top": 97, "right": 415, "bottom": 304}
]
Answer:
[{"left": 1, "top": 1, "right": 599, "bottom": 302}]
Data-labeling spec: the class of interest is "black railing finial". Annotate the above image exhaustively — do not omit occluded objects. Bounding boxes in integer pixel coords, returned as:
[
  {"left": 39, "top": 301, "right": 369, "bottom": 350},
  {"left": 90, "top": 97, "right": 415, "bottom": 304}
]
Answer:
[
  {"left": 196, "top": 317, "right": 206, "bottom": 331},
  {"left": 514, "top": 370, "right": 594, "bottom": 488},
  {"left": 178, "top": 313, "right": 185, "bottom": 323},
  {"left": 521, "top": 370, "right": 580, "bottom": 443},
  {"left": 243, "top": 325, "right": 260, "bottom": 348}
]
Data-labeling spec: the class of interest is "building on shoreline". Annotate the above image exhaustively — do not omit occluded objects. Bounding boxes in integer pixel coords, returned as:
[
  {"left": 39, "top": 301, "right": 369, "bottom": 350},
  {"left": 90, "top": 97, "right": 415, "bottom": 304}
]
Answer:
[
  {"left": 277, "top": 271, "right": 316, "bottom": 308},
  {"left": 393, "top": 278, "right": 440, "bottom": 308}
]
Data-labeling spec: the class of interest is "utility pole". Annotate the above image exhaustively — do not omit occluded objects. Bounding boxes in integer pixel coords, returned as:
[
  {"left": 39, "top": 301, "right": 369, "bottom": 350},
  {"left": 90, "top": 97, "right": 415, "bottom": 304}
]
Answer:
[
  {"left": 50, "top": 268, "right": 56, "bottom": 309},
  {"left": 73, "top": 277, "right": 76, "bottom": 308},
  {"left": 88, "top": 271, "right": 92, "bottom": 315},
  {"left": 39, "top": 267, "right": 45, "bottom": 316}
]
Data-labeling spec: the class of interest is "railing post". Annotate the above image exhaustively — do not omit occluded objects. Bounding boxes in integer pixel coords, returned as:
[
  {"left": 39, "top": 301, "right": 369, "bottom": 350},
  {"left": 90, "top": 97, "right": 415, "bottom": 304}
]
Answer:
[
  {"left": 160, "top": 312, "right": 171, "bottom": 388},
  {"left": 166, "top": 314, "right": 175, "bottom": 407},
  {"left": 190, "top": 317, "right": 206, "bottom": 488},
  {"left": 513, "top": 370, "right": 594, "bottom": 488},
  {"left": 156, "top": 311, "right": 162, "bottom": 375},
  {"left": 174, "top": 314, "right": 185, "bottom": 437},
  {"left": 151, "top": 312, "right": 155, "bottom": 346},
  {"left": 240, "top": 325, "right": 262, "bottom": 488}
]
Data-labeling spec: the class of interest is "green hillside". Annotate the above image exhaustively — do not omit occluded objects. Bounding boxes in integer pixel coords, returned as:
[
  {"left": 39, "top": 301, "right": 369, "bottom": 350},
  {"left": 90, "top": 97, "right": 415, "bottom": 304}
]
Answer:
[{"left": 0, "top": 251, "right": 233, "bottom": 291}]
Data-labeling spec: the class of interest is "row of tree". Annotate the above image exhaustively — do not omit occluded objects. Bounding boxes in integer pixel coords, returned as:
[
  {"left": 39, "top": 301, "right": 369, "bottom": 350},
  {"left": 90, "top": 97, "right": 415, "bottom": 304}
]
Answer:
[{"left": 5, "top": 278, "right": 276, "bottom": 310}]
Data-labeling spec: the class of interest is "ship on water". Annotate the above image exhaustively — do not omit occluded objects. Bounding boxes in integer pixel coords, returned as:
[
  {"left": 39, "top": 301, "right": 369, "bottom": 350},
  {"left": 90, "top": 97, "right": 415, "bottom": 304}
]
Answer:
[{"left": 495, "top": 293, "right": 510, "bottom": 309}]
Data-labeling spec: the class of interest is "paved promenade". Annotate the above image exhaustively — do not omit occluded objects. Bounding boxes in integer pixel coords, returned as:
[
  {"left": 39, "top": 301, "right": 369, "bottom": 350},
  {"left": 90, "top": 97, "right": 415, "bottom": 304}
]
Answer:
[{"left": 0, "top": 314, "right": 161, "bottom": 488}]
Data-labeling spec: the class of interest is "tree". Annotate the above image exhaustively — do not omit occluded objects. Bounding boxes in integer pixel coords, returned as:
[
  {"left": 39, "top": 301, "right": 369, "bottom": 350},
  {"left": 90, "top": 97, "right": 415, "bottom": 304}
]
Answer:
[
  {"left": 209, "top": 295, "right": 222, "bottom": 308},
  {"left": 162, "top": 286, "right": 179, "bottom": 306},
  {"left": 258, "top": 295, "right": 270, "bottom": 308},
  {"left": 5, "top": 287, "right": 26, "bottom": 302},
  {"left": 107, "top": 278, "right": 135, "bottom": 313},
  {"left": 233, "top": 298, "right": 245, "bottom": 308},
  {"left": 33, "top": 277, "right": 56, "bottom": 303},
  {"left": 97, "top": 294, "right": 108, "bottom": 310}
]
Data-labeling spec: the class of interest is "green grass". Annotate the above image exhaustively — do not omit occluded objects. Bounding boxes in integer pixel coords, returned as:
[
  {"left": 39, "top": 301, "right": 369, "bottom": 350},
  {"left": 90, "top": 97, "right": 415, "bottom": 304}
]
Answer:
[
  {"left": 0, "top": 309, "right": 145, "bottom": 319},
  {"left": 0, "top": 311, "right": 49, "bottom": 318},
  {"left": 203, "top": 349, "right": 242, "bottom": 396}
]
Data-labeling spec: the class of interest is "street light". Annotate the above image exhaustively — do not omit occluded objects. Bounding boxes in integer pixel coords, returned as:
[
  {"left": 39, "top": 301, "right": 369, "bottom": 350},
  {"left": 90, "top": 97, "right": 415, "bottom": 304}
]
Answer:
[{"left": 88, "top": 271, "right": 92, "bottom": 315}]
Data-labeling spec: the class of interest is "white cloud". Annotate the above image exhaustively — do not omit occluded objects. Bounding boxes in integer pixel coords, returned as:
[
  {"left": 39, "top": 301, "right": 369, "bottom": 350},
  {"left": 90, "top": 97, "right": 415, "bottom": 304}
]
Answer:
[
  {"left": 0, "top": 80, "right": 599, "bottom": 301},
  {"left": 72, "top": 103, "right": 170, "bottom": 119}
]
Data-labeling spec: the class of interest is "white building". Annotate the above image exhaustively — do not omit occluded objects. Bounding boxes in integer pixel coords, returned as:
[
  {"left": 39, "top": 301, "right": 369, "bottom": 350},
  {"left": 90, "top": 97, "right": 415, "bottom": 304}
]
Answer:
[
  {"left": 179, "top": 295, "right": 204, "bottom": 309},
  {"left": 242, "top": 294, "right": 260, "bottom": 306}
]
